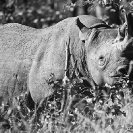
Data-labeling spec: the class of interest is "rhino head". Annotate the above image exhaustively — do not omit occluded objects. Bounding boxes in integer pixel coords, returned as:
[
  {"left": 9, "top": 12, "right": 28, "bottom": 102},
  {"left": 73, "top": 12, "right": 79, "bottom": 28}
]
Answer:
[{"left": 76, "top": 18, "right": 133, "bottom": 86}]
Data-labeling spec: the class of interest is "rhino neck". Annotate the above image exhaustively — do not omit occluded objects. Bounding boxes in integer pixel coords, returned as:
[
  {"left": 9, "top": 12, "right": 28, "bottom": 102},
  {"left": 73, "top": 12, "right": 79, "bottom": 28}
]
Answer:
[{"left": 68, "top": 37, "right": 97, "bottom": 89}]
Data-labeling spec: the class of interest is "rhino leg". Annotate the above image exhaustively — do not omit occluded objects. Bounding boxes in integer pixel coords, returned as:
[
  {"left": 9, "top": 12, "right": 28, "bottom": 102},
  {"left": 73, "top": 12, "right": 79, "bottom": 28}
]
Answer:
[
  {"left": 63, "top": 41, "right": 71, "bottom": 85},
  {"left": 26, "top": 91, "right": 35, "bottom": 110},
  {"left": 0, "top": 59, "right": 31, "bottom": 105},
  {"left": 29, "top": 50, "right": 65, "bottom": 103},
  {"left": 28, "top": 31, "right": 68, "bottom": 103}
]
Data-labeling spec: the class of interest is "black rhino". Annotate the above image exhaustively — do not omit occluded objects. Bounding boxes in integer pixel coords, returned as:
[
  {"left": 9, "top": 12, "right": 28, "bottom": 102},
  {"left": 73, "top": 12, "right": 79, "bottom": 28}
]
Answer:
[{"left": 0, "top": 15, "right": 132, "bottom": 105}]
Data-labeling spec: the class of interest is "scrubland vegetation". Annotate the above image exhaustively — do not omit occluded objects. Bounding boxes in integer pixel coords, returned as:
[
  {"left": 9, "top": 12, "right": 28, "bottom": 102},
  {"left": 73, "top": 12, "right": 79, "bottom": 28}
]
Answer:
[
  {"left": 1, "top": 77, "right": 133, "bottom": 133},
  {"left": 1, "top": 0, "right": 133, "bottom": 133}
]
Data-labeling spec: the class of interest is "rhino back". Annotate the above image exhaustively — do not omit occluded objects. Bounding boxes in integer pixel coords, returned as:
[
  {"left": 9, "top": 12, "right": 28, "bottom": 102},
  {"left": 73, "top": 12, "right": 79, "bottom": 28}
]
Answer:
[{"left": 0, "top": 23, "right": 42, "bottom": 60}]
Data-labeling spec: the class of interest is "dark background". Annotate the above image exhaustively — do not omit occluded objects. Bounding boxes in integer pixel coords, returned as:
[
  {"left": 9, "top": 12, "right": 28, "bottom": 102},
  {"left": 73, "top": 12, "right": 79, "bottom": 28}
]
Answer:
[{"left": 0, "top": 0, "right": 133, "bottom": 28}]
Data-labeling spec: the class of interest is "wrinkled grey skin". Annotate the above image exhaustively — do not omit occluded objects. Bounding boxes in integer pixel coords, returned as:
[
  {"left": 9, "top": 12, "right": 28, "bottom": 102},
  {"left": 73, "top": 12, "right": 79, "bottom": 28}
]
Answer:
[{"left": 0, "top": 15, "right": 132, "bottom": 104}]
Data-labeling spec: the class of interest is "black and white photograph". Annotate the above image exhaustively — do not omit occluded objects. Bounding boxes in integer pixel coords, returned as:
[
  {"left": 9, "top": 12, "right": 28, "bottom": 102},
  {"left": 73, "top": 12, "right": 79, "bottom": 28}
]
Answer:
[{"left": 0, "top": 0, "right": 133, "bottom": 132}]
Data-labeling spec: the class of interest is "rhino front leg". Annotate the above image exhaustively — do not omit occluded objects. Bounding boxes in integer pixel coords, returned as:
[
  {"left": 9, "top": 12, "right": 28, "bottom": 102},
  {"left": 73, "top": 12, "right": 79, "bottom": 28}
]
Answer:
[
  {"left": 61, "top": 40, "right": 73, "bottom": 112},
  {"left": 63, "top": 39, "right": 71, "bottom": 85},
  {"left": 28, "top": 45, "right": 65, "bottom": 104}
]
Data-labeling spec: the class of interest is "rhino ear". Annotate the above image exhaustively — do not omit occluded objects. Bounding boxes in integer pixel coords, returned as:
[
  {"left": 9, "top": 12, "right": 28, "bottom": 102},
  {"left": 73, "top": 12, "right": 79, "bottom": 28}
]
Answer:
[{"left": 76, "top": 18, "right": 89, "bottom": 42}]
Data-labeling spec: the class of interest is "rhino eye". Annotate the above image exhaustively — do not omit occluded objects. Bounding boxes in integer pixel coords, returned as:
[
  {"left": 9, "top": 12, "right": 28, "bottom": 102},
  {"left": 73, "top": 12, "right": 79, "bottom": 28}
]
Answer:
[{"left": 98, "top": 56, "right": 106, "bottom": 66}]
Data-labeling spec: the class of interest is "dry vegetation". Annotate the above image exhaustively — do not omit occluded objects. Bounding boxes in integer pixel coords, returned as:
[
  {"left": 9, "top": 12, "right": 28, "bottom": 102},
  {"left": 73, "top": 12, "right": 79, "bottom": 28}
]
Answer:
[
  {"left": 0, "top": 1, "right": 133, "bottom": 133},
  {"left": 0, "top": 76, "right": 133, "bottom": 133}
]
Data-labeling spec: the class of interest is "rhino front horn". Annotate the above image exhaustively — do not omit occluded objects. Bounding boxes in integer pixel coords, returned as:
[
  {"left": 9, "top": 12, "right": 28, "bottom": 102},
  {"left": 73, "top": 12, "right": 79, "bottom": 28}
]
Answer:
[
  {"left": 123, "top": 12, "right": 132, "bottom": 42},
  {"left": 114, "top": 11, "right": 132, "bottom": 44},
  {"left": 118, "top": 12, "right": 133, "bottom": 51}
]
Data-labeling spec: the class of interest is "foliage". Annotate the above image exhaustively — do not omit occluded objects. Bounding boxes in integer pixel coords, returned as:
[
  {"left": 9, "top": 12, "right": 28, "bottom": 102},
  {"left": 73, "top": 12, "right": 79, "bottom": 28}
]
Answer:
[
  {"left": 0, "top": 0, "right": 133, "bottom": 133},
  {"left": 0, "top": 0, "right": 74, "bottom": 28},
  {"left": 1, "top": 0, "right": 132, "bottom": 28},
  {"left": 0, "top": 76, "right": 133, "bottom": 133}
]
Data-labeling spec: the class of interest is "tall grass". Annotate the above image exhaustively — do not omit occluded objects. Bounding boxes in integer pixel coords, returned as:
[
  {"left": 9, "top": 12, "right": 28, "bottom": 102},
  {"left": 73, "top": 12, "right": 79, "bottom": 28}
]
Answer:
[{"left": 0, "top": 78, "right": 133, "bottom": 133}]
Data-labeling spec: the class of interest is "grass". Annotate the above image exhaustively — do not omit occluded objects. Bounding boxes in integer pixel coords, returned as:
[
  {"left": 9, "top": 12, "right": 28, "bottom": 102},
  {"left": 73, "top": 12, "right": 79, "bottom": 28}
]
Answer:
[{"left": 0, "top": 77, "right": 133, "bottom": 133}]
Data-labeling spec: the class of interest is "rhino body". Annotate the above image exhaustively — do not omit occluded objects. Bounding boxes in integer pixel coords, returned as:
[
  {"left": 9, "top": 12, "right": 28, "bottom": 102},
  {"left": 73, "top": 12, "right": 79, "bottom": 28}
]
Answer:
[{"left": 0, "top": 15, "right": 132, "bottom": 104}]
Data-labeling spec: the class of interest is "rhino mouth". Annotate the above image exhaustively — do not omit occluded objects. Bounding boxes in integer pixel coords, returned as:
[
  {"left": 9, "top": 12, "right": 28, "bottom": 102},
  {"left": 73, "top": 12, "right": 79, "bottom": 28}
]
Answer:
[
  {"left": 110, "top": 65, "right": 129, "bottom": 79},
  {"left": 109, "top": 73, "right": 129, "bottom": 85},
  {"left": 110, "top": 75, "right": 128, "bottom": 81},
  {"left": 110, "top": 74, "right": 124, "bottom": 78}
]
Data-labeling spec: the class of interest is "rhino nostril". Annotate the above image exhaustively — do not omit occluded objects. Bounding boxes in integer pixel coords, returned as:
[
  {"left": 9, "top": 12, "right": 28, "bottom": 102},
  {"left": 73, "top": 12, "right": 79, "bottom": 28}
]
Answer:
[
  {"left": 119, "top": 68, "right": 127, "bottom": 75},
  {"left": 117, "top": 66, "right": 129, "bottom": 75}
]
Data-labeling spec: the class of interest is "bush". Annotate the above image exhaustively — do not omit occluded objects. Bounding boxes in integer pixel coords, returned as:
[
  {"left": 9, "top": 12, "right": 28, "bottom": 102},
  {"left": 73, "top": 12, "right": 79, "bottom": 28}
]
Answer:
[
  {"left": 0, "top": 76, "right": 133, "bottom": 133},
  {"left": 0, "top": 0, "right": 74, "bottom": 28}
]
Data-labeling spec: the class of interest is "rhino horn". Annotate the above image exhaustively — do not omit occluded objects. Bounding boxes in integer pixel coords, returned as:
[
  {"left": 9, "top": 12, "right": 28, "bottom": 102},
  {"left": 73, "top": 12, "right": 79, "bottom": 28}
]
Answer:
[
  {"left": 114, "top": 28, "right": 124, "bottom": 43},
  {"left": 123, "top": 13, "right": 132, "bottom": 42},
  {"left": 120, "top": 12, "right": 133, "bottom": 51},
  {"left": 114, "top": 20, "right": 127, "bottom": 43},
  {"left": 116, "top": 12, "right": 133, "bottom": 51}
]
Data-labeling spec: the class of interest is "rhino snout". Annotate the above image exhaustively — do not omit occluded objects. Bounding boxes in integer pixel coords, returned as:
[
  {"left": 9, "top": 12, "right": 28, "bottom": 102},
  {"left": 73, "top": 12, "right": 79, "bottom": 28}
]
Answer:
[{"left": 109, "top": 65, "right": 129, "bottom": 78}]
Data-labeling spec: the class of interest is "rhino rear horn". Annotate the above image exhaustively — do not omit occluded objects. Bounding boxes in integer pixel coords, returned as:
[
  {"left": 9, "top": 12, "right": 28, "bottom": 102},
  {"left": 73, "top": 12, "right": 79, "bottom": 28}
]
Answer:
[
  {"left": 114, "top": 28, "right": 124, "bottom": 43},
  {"left": 120, "top": 13, "right": 133, "bottom": 51},
  {"left": 76, "top": 18, "right": 89, "bottom": 41},
  {"left": 116, "top": 10, "right": 133, "bottom": 51},
  {"left": 114, "top": 8, "right": 131, "bottom": 43}
]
